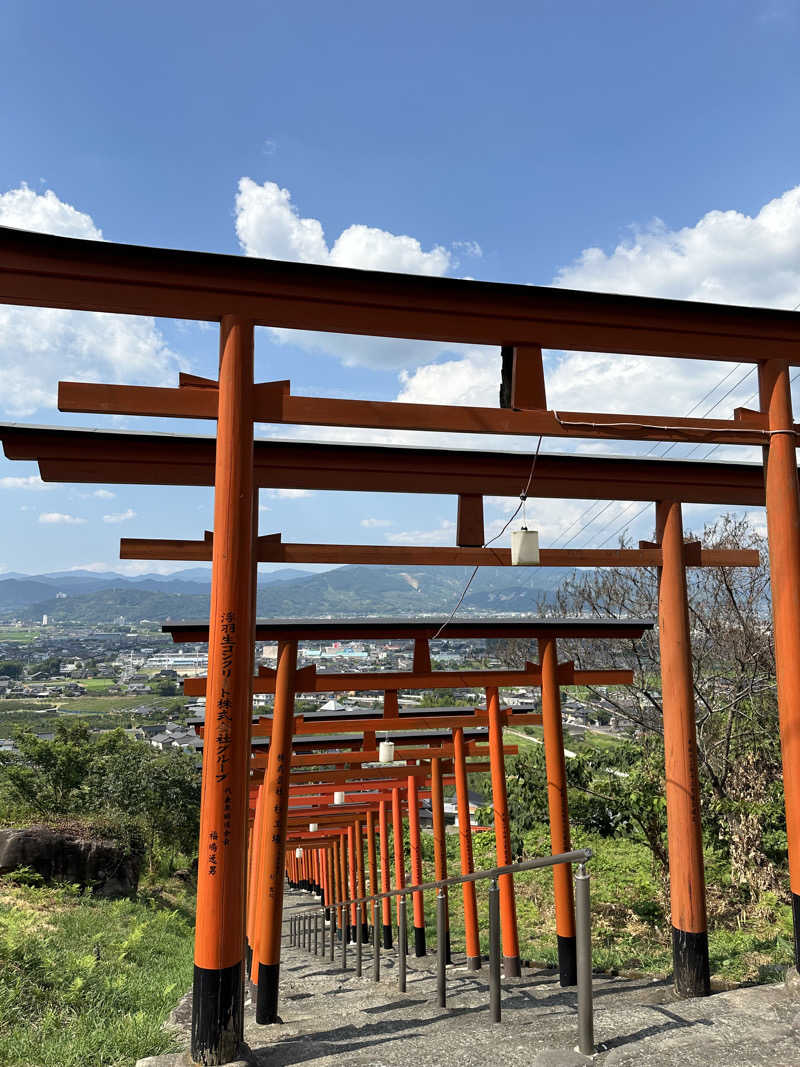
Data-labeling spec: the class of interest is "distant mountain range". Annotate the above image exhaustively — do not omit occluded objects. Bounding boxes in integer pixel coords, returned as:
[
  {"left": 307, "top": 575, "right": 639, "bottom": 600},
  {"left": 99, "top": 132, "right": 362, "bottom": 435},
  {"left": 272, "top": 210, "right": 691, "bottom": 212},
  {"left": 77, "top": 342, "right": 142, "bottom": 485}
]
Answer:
[{"left": 0, "top": 565, "right": 571, "bottom": 624}]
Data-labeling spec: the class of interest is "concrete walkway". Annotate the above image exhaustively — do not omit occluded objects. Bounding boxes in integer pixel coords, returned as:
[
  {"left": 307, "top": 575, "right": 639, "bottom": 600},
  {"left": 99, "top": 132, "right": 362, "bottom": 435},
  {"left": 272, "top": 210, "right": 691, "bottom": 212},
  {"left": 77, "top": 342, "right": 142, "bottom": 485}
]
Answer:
[{"left": 140, "top": 890, "right": 800, "bottom": 1067}]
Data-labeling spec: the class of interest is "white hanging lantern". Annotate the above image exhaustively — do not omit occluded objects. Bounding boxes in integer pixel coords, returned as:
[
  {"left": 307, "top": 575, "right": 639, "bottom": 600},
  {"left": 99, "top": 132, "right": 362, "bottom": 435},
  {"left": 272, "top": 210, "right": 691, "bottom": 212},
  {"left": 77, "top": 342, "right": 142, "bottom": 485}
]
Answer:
[
  {"left": 334, "top": 790, "right": 345, "bottom": 805},
  {"left": 379, "top": 740, "right": 395, "bottom": 764},
  {"left": 295, "top": 847, "right": 304, "bottom": 858},
  {"left": 511, "top": 527, "right": 540, "bottom": 566},
  {"left": 309, "top": 822, "right": 318, "bottom": 832}
]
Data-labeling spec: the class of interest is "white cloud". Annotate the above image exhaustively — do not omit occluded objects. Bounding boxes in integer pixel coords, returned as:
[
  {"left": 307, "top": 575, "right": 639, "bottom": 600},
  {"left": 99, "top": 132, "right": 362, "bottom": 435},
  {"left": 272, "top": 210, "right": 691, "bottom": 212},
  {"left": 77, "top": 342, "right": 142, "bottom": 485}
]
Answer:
[
  {"left": 360, "top": 517, "right": 395, "bottom": 528},
  {"left": 71, "top": 560, "right": 207, "bottom": 576},
  {"left": 264, "top": 488, "right": 313, "bottom": 499},
  {"left": 396, "top": 184, "right": 800, "bottom": 419},
  {"left": 92, "top": 489, "right": 115, "bottom": 500},
  {"left": 235, "top": 177, "right": 477, "bottom": 369},
  {"left": 0, "top": 475, "right": 52, "bottom": 491},
  {"left": 39, "top": 512, "right": 86, "bottom": 525},
  {"left": 387, "top": 519, "right": 456, "bottom": 546},
  {"left": 102, "top": 508, "right": 136, "bottom": 524},
  {"left": 0, "top": 184, "right": 184, "bottom": 416}
]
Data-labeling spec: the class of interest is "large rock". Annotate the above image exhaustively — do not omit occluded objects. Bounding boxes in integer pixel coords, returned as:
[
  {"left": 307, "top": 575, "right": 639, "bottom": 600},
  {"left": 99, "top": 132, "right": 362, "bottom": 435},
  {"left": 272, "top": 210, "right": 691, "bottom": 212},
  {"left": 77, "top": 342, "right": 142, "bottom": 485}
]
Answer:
[{"left": 0, "top": 825, "right": 142, "bottom": 897}]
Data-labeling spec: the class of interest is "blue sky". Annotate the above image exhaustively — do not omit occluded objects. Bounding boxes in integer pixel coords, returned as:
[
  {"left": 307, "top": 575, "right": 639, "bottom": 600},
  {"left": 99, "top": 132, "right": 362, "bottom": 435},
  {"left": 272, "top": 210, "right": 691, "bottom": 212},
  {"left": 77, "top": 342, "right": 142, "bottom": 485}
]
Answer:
[{"left": 1, "top": 1, "right": 800, "bottom": 575}]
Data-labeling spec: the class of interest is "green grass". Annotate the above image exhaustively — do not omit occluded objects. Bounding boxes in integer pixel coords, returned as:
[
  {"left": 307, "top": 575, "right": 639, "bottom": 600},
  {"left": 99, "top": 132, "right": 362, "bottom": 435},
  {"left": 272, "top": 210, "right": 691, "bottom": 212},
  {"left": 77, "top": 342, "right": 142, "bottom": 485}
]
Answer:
[
  {"left": 0, "top": 629, "right": 40, "bottom": 643},
  {"left": 413, "top": 824, "right": 794, "bottom": 986},
  {"left": 0, "top": 875, "right": 195, "bottom": 1067}
]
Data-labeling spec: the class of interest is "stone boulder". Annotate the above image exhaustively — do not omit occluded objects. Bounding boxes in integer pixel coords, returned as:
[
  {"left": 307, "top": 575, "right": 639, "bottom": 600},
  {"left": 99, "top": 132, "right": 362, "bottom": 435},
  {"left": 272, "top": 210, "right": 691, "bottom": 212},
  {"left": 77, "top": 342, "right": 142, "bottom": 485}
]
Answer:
[{"left": 0, "top": 825, "right": 142, "bottom": 897}]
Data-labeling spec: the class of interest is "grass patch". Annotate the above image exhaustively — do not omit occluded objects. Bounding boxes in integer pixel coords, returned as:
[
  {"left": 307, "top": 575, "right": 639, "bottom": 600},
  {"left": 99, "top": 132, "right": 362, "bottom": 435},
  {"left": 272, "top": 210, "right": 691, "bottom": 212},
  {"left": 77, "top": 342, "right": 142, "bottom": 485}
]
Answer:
[
  {"left": 415, "top": 824, "right": 794, "bottom": 986},
  {"left": 0, "top": 876, "right": 195, "bottom": 1067}
]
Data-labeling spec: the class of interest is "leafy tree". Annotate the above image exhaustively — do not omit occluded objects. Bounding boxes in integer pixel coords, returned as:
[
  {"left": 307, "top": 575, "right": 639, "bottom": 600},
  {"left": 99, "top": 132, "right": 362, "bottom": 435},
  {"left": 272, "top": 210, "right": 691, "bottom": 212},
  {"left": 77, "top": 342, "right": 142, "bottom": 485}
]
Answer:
[{"left": 0, "top": 661, "right": 24, "bottom": 680}]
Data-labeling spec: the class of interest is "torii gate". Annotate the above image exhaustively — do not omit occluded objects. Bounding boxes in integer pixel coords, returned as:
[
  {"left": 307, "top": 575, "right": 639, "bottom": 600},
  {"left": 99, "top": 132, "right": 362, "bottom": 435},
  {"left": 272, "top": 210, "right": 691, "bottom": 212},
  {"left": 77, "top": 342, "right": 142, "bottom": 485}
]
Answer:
[
  {"left": 2, "top": 224, "right": 798, "bottom": 1065},
  {"left": 175, "top": 616, "right": 648, "bottom": 996}
]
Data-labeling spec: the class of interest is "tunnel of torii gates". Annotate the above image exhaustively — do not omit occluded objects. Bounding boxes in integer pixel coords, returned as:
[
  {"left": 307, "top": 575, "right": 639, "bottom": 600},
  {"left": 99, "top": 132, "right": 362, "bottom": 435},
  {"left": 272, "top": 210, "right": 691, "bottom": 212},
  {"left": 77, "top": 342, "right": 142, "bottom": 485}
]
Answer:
[
  {"left": 2, "top": 227, "right": 799, "bottom": 1063},
  {"left": 168, "top": 616, "right": 647, "bottom": 1028}
]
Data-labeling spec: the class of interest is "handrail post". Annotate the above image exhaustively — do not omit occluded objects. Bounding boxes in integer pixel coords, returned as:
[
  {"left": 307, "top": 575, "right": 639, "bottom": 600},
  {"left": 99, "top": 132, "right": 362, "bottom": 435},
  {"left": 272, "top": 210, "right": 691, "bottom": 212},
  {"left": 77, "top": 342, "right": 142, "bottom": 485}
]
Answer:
[
  {"left": 398, "top": 895, "right": 407, "bottom": 993},
  {"left": 330, "top": 907, "right": 336, "bottom": 962},
  {"left": 341, "top": 908, "right": 347, "bottom": 971},
  {"left": 575, "top": 863, "right": 595, "bottom": 1055},
  {"left": 321, "top": 908, "right": 326, "bottom": 957},
  {"left": 489, "top": 879, "right": 501, "bottom": 1023},
  {"left": 436, "top": 890, "right": 447, "bottom": 1008},
  {"left": 356, "top": 909, "right": 363, "bottom": 977},
  {"left": 314, "top": 912, "right": 319, "bottom": 956},
  {"left": 373, "top": 900, "right": 380, "bottom": 982},
  {"left": 290, "top": 916, "right": 294, "bottom": 947}
]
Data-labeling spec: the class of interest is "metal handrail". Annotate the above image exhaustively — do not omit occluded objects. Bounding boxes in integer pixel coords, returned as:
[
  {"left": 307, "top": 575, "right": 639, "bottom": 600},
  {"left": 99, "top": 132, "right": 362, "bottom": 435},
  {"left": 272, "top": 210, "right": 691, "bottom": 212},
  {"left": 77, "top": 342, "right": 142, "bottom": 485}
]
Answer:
[{"left": 286, "top": 847, "right": 595, "bottom": 1055}]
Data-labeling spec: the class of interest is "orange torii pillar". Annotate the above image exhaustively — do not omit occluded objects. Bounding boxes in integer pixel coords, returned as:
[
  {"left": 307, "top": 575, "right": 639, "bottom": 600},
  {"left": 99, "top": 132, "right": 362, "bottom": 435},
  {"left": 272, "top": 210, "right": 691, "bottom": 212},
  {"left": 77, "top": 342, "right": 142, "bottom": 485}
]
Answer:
[
  {"left": 246, "top": 784, "right": 265, "bottom": 976},
  {"left": 760, "top": 359, "right": 800, "bottom": 972},
  {"left": 253, "top": 639, "right": 298, "bottom": 1024},
  {"left": 431, "top": 756, "right": 451, "bottom": 963},
  {"left": 656, "top": 500, "right": 711, "bottom": 996},
  {"left": 539, "top": 637, "right": 577, "bottom": 986},
  {"left": 487, "top": 686, "right": 521, "bottom": 977},
  {"left": 355, "top": 817, "right": 369, "bottom": 941},
  {"left": 453, "top": 726, "right": 481, "bottom": 969},
  {"left": 656, "top": 500, "right": 711, "bottom": 994},
  {"left": 335, "top": 834, "right": 345, "bottom": 941},
  {"left": 379, "top": 799, "right": 393, "bottom": 948},
  {"left": 408, "top": 772, "right": 427, "bottom": 956},
  {"left": 326, "top": 845, "right": 336, "bottom": 928},
  {"left": 392, "top": 786, "right": 408, "bottom": 951},
  {"left": 348, "top": 824, "right": 358, "bottom": 941},
  {"left": 366, "top": 809, "right": 379, "bottom": 938},
  {"left": 192, "top": 316, "right": 255, "bottom": 1066}
]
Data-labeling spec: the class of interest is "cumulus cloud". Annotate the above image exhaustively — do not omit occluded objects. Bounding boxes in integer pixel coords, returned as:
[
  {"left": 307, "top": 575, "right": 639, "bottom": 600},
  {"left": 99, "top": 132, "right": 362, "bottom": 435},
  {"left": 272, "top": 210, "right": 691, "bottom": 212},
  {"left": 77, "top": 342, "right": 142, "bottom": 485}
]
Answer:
[
  {"left": 387, "top": 519, "right": 456, "bottom": 546},
  {"left": 102, "top": 508, "right": 136, "bottom": 524},
  {"left": 264, "top": 488, "right": 313, "bottom": 499},
  {"left": 0, "top": 475, "right": 52, "bottom": 491},
  {"left": 235, "top": 177, "right": 477, "bottom": 368},
  {"left": 39, "top": 512, "right": 86, "bottom": 525},
  {"left": 92, "top": 489, "right": 115, "bottom": 499},
  {"left": 397, "top": 184, "right": 800, "bottom": 419},
  {"left": 395, "top": 185, "right": 800, "bottom": 547},
  {"left": 360, "top": 517, "right": 395, "bottom": 528},
  {"left": 0, "top": 184, "right": 183, "bottom": 416}
]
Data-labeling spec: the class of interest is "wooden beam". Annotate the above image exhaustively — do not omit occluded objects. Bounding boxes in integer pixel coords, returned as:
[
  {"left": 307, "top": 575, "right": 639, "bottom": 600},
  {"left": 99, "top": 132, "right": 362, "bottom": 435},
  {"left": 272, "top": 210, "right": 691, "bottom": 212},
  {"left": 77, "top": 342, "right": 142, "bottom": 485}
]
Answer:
[
  {"left": 121, "top": 535, "right": 759, "bottom": 569},
  {"left": 58, "top": 377, "right": 772, "bottom": 445},
  {"left": 5, "top": 226, "right": 799, "bottom": 361},
  {"left": 456, "top": 494, "right": 485, "bottom": 547}
]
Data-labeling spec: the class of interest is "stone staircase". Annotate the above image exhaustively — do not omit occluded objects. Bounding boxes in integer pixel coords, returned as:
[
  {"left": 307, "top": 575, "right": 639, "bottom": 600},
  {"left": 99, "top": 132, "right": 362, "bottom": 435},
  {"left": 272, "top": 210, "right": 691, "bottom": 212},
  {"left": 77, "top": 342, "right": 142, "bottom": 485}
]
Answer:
[{"left": 141, "top": 889, "right": 800, "bottom": 1066}]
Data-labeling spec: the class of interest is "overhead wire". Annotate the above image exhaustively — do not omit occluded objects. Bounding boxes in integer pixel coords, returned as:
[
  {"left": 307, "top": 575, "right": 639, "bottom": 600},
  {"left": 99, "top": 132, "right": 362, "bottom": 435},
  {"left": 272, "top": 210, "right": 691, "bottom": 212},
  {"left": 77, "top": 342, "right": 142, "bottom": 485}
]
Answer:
[
  {"left": 433, "top": 435, "right": 546, "bottom": 635},
  {"left": 580, "top": 296, "right": 800, "bottom": 546}
]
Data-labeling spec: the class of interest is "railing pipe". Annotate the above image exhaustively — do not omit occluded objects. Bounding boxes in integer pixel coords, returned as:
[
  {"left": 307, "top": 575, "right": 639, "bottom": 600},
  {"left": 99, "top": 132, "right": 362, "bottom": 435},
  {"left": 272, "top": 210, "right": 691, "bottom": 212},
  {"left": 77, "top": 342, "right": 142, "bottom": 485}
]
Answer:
[
  {"left": 489, "top": 879, "right": 501, "bottom": 1023},
  {"left": 436, "top": 891, "right": 447, "bottom": 1008},
  {"left": 398, "top": 896, "right": 407, "bottom": 993},
  {"left": 575, "top": 863, "right": 595, "bottom": 1055}
]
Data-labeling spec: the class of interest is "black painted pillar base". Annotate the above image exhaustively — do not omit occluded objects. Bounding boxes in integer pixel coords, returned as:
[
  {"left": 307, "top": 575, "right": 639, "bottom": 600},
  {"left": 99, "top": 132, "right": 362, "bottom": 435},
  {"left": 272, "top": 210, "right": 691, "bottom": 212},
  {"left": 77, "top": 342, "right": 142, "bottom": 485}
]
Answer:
[
  {"left": 245, "top": 941, "right": 253, "bottom": 975},
  {"left": 324, "top": 907, "right": 331, "bottom": 922},
  {"left": 503, "top": 954, "right": 521, "bottom": 978},
  {"left": 191, "top": 962, "right": 243, "bottom": 1064},
  {"left": 361, "top": 921, "right": 369, "bottom": 943},
  {"left": 672, "top": 927, "right": 710, "bottom": 997},
  {"left": 793, "top": 893, "right": 800, "bottom": 970},
  {"left": 414, "top": 925, "right": 427, "bottom": 957},
  {"left": 383, "top": 923, "right": 393, "bottom": 949},
  {"left": 255, "top": 961, "right": 282, "bottom": 1024},
  {"left": 349, "top": 923, "right": 357, "bottom": 943},
  {"left": 467, "top": 955, "right": 481, "bottom": 971},
  {"left": 557, "top": 934, "right": 577, "bottom": 987}
]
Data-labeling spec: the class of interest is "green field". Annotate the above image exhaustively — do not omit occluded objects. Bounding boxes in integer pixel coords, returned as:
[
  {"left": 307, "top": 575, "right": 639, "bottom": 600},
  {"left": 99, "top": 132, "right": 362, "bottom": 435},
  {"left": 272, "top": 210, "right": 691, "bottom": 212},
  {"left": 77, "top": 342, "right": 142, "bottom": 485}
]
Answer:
[{"left": 0, "top": 629, "right": 41, "bottom": 643}]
